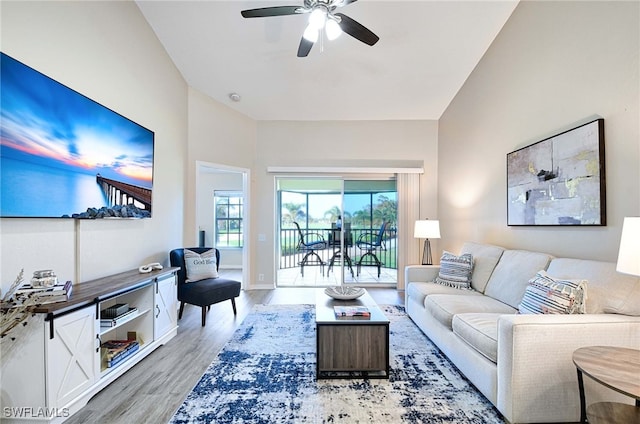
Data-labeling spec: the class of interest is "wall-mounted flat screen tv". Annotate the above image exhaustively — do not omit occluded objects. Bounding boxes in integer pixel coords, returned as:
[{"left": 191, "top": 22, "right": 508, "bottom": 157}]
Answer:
[{"left": 1, "top": 52, "right": 154, "bottom": 218}]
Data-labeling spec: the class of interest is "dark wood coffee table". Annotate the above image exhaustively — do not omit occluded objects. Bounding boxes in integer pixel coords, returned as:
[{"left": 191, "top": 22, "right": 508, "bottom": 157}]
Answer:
[
  {"left": 573, "top": 346, "right": 640, "bottom": 424},
  {"left": 315, "top": 288, "right": 390, "bottom": 379}
]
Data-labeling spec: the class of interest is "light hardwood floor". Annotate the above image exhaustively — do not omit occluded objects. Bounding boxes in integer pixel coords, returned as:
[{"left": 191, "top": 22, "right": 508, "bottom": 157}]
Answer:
[{"left": 65, "top": 286, "right": 404, "bottom": 424}]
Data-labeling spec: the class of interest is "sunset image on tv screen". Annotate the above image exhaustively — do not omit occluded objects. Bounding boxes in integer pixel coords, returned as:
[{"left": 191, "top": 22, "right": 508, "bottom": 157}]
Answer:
[{"left": 0, "top": 53, "right": 154, "bottom": 218}]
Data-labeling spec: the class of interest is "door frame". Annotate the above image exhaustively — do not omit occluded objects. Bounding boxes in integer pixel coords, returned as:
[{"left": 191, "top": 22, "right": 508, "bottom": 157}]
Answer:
[{"left": 196, "top": 160, "right": 250, "bottom": 289}]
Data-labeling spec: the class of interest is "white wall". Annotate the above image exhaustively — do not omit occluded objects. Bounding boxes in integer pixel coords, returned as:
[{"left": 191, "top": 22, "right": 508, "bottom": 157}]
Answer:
[
  {"left": 0, "top": 1, "right": 187, "bottom": 290},
  {"left": 251, "top": 120, "right": 438, "bottom": 286},
  {"left": 438, "top": 0, "right": 639, "bottom": 261},
  {"left": 186, "top": 88, "right": 255, "bottom": 279}
]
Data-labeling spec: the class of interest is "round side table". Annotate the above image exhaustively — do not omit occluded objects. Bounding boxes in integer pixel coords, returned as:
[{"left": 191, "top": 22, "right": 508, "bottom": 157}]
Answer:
[{"left": 573, "top": 346, "right": 640, "bottom": 424}]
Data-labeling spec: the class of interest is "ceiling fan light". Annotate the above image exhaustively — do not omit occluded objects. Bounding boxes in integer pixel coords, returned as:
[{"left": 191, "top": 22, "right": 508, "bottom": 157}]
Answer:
[
  {"left": 325, "top": 19, "right": 342, "bottom": 40},
  {"left": 303, "top": 24, "right": 319, "bottom": 42},
  {"left": 308, "top": 8, "right": 327, "bottom": 29}
]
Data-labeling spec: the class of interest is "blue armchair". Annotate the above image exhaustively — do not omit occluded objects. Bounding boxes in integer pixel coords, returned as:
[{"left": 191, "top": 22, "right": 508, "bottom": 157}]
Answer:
[{"left": 169, "top": 247, "right": 241, "bottom": 326}]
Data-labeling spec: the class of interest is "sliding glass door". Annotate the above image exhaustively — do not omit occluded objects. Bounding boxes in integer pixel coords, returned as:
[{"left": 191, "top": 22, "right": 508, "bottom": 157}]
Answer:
[{"left": 277, "top": 176, "right": 397, "bottom": 287}]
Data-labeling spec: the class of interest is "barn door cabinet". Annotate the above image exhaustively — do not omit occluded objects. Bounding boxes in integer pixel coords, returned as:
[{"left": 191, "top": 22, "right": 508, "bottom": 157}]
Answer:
[{"left": 0, "top": 267, "right": 178, "bottom": 423}]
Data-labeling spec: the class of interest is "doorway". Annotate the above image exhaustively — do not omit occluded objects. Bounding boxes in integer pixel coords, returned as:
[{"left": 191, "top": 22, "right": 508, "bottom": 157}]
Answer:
[
  {"left": 276, "top": 176, "right": 397, "bottom": 288},
  {"left": 196, "top": 161, "right": 250, "bottom": 288}
]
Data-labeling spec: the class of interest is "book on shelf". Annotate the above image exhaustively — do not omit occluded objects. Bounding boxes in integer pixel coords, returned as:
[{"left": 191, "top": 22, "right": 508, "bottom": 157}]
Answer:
[
  {"left": 101, "top": 339, "right": 140, "bottom": 368},
  {"left": 101, "top": 303, "right": 130, "bottom": 318},
  {"left": 333, "top": 305, "right": 371, "bottom": 318},
  {"left": 100, "top": 307, "right": 139, "bottom": 327}
]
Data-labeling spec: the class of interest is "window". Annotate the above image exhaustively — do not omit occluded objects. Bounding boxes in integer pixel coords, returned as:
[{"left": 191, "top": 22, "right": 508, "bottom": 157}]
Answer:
[{"left": 214, "top": 191, "right": 243, "bottom": 248}]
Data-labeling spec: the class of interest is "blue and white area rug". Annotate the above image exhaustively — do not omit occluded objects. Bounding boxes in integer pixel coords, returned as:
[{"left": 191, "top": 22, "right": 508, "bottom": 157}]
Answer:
[{"left": 170, "top": 304, "right": 504, "bottom": 423}]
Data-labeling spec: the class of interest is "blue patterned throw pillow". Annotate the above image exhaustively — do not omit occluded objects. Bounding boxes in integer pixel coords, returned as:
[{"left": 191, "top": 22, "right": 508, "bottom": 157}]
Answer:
[
  {"left": 435, "top": 251, "right": 474, "bottom": 289},
  {"left": 518, "top": 270, "right": 588, "bottom": 314}
]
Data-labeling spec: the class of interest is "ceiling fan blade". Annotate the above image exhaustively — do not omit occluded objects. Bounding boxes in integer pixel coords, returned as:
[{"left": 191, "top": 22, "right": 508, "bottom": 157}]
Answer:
[
  {"left": 297, "top": 37, "right": 314, "bottom": 57},
  {"left": 334, "top": 13, "right": 379, "bottom": 46},
  {"left": 241, "top": 6, "right": 303, "bottom": 18},
  {"left": 336, "top": 0, "right": 358, "bottom": 7}
]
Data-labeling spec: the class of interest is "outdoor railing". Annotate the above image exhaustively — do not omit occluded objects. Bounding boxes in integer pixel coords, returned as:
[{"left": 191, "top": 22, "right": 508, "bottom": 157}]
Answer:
[{"left": 279, "top": 227, "right": 397, "bottom": 271}]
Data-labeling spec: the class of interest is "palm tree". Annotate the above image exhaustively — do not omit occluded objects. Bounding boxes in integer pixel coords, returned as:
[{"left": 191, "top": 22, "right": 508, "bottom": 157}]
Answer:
[
  {"left": 374, "top": 194, "right": 397, "bottom": 226},
  {"left": 323, "top": 206, "right": 342, "bottom": 224},
  {"left": 282, "top": 202, "right": 305, "bottom": 227}
]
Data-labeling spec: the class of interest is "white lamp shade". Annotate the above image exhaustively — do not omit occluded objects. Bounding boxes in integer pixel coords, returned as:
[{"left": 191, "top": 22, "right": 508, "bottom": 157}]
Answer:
[
  {"left": 325, "top": 19, "right": 342, "bottom": 40},
  {"left": 303, "top": 25, "right": 319, "bottom": 42},
  {"left": 308, "top": 8, "right": 327, "bottom": 29},
  {"left": 414, "top": 220, "right": 440, "bottom": 239},
  {"left": 617, "top": 217, "right": 640, "bottom": 276}
]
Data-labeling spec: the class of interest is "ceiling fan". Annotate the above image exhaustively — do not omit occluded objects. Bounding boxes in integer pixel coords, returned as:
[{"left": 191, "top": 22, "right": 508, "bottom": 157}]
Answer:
[{"left": 241, "top": 0, "right": 379, "bottom": 57}]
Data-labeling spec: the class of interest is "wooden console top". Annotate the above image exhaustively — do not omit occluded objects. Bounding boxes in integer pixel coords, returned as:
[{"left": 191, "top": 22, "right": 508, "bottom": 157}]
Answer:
[{"left": 33, "top": 267, "right": 179, "bottom": 318}]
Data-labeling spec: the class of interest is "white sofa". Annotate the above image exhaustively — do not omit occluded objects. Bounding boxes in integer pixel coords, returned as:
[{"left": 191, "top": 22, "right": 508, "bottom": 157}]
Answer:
[{"left": 405, "top": 242, "right": 640, "bottom": 424}]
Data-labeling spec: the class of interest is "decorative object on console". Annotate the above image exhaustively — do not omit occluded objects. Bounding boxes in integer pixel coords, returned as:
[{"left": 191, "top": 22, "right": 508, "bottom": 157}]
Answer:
[
  {"left": 30, "top": 269, "right": 57, "bottom": 287},
  {"left": 617, "top": 217, "right": 640, "bottom": 277},
  {"left": 0, "top": 52, "right": 154, "bottom": 219},
  {"left": 518, "top": 270, "right": 588, "bottom": 315},
  {"left": 183, "top": 249, "right": 218, "bottom": 282},
  {"left": 138, "top": 262, "right": 163, "bottom": 274},
  {"left": 414, "top": 219, "right": 441, "bottom": 265},
  {"left": 324, "top": 286, "right": 365, "bottom": 300},
  {"left": 507, "top": 118, "right": 605, "bottom": 226},
  {"left": 0, "top": 269, "right": 30, "bottom": 339},
  {"left": 434, "top": 251, "right": 474, "bottom": 289},
  {"left": 2, "top": 270, "right": 73, "bottom": 337}
]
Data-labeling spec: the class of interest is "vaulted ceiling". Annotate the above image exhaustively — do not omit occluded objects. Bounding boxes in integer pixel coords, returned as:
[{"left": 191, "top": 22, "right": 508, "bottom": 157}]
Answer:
[{"left": 136, "top": 1, "right": 519, "bottom": 121}]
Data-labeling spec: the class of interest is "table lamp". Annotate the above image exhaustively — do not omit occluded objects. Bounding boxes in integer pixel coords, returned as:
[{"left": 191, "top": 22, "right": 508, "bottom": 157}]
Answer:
[
  {"left": 414, "top": 220, "right": 440, "bottom": 265},
  {"left": 616, "top": 217, "right": 640, "bottom": 276}
]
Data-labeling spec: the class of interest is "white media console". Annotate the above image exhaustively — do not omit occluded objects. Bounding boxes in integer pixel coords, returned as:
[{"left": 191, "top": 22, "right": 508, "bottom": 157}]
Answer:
[{"left": 0, "top": 267, "right": 179, "bottom": 423}]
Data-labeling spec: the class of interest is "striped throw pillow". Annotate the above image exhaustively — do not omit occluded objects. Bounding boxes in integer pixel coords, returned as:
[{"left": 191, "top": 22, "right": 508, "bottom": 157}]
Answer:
[
  {"left": 518, "top": 270, "right": 588, "bottom": 314},
  {"left": 435, "top": 252, "right": 474, "bottom": 290}
]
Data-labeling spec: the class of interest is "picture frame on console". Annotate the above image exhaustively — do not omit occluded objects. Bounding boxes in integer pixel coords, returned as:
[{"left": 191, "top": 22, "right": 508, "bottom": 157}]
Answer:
[{"left": 506, "top": 118, "right": 605, "bottom": 226}]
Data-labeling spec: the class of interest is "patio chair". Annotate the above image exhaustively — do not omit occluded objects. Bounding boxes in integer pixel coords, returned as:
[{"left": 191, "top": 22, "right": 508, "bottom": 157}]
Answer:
[
  {"left": 356, "top": 222, "right": 388, "bottom": 278},
  {"left": 293, "top": 221, "right": 327, "bottom": 277},
  {"left": 327, "top": 222, "right": 354, "bottom": 277}
]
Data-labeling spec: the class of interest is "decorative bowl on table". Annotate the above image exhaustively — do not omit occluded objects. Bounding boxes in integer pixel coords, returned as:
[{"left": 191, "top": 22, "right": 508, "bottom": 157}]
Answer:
[{"left": 324, "top": 286, "right": 366, "bottom": 300}]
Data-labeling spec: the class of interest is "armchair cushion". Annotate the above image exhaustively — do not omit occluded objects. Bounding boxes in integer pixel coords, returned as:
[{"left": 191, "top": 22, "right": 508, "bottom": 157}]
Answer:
[
  {"left": 184, "top": 248, "right": 218, "bottom": 282},
  {"left": 179, "top": 277, "right": 240, "bottom": 308}
]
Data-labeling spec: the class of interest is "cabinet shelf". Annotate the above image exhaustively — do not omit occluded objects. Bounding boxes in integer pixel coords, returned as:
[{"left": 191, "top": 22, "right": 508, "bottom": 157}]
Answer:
[{"left": 99, "top": 308, "right": 151, "bottom": 335}]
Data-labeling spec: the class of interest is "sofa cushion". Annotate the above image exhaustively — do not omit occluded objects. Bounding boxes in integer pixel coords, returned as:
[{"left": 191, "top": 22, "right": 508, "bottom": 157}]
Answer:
[
  {"left": 452, "top": 313, "right": 502, "bottom": 363},
  {"left": 546, "top": 258, "right": 640, "bottom": 315},
  {"left": 518, "top": 270, "right": 588, "bottom": 314},
  {"left": 407, "top": 281, "right": 483, "bottom": 307},
  {"left": 435, "top": 251, "right": 474, "bottom": 289},
  {"left": 425, "top": 294, "right": 517, "bottom": 330},
  {"left": 484, "top": 250, "right": 554, "bottom": 309},
  {"left": 461, "top": 242, "right": 505, "bottom": 293}
]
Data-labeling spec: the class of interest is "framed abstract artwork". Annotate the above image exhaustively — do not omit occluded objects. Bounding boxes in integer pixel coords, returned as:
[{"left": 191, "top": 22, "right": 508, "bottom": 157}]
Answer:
[{"left": 507, "top": 119, "right": 605, "bottom": 226}]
